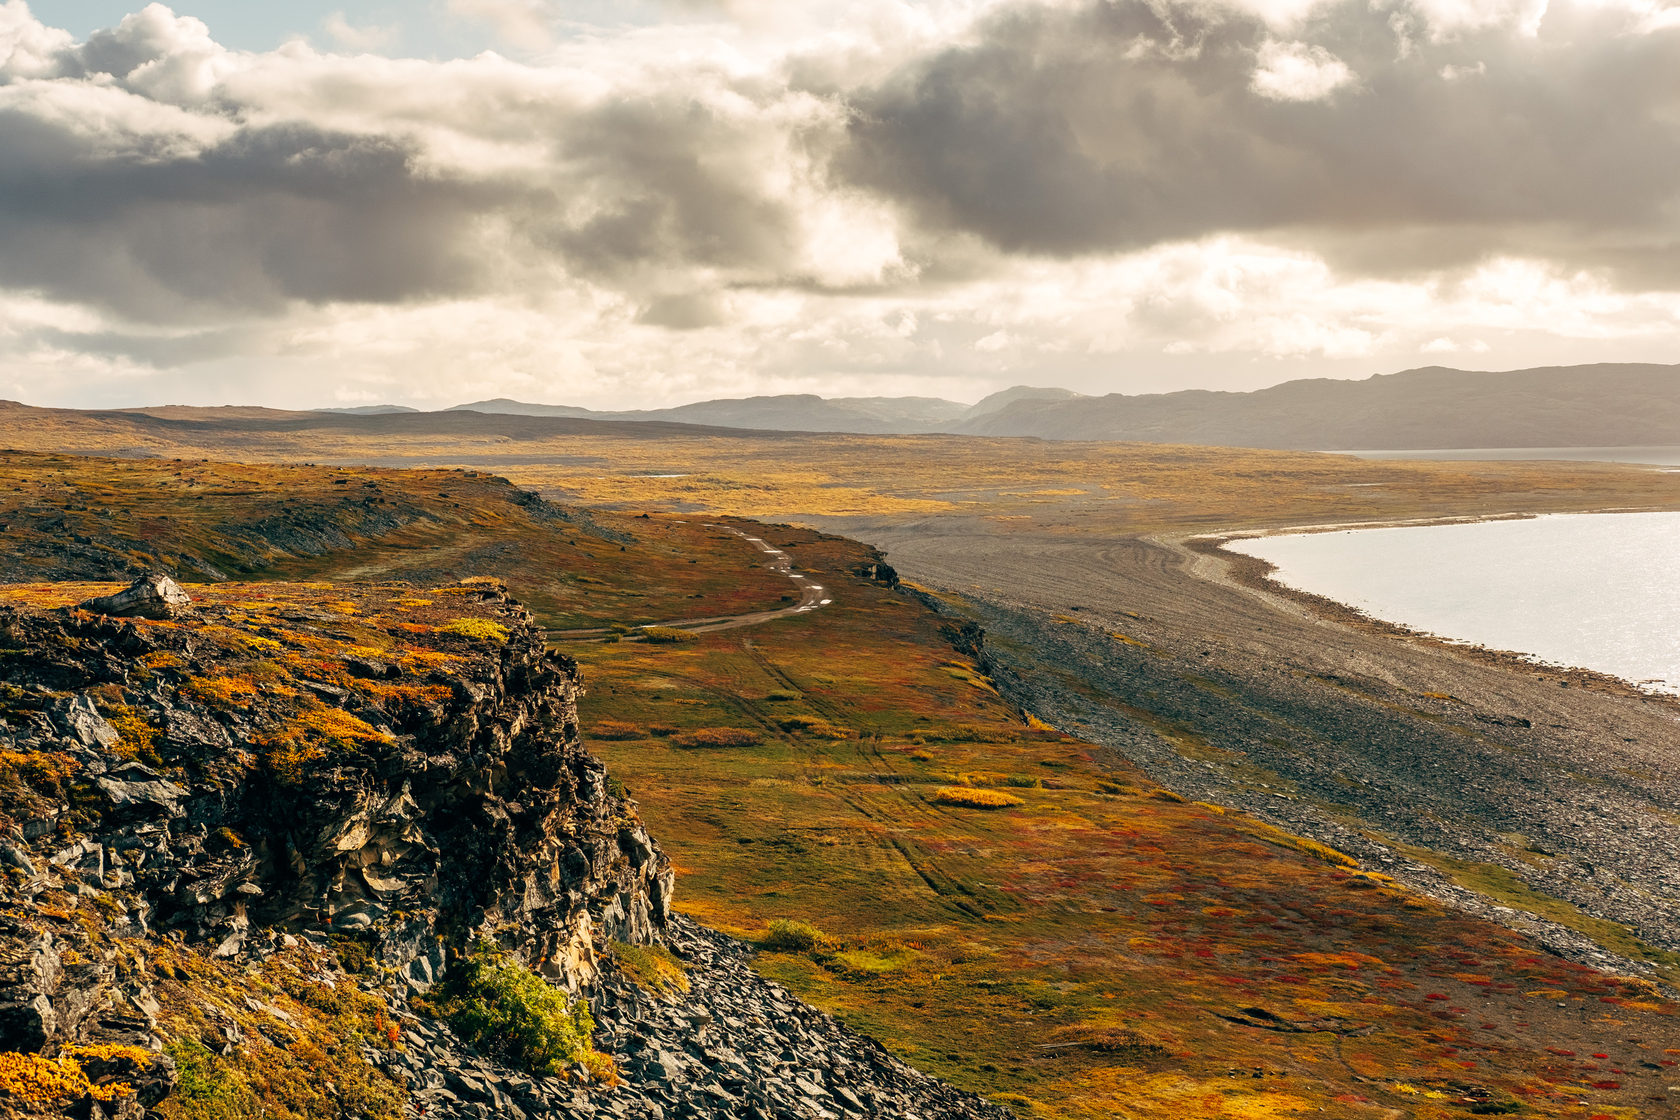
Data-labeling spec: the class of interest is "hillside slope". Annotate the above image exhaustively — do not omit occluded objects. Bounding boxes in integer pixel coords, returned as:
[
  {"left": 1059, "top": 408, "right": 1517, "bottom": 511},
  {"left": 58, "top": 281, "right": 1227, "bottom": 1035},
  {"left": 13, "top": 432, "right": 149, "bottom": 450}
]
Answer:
[
  {"left": 0, "top": 577, "right": 1008, "bottom": 1120},
  {"left": 953, "top": 363, "right": 1680, "bottom": 448}
]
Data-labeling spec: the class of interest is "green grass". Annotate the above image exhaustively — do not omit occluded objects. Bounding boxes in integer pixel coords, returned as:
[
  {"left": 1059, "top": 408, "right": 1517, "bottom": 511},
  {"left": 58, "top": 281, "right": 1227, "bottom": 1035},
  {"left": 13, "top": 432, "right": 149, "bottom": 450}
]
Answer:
[
  {"left": 612, "top": 941, "right": 691, "bottom": 997},
  {"left": 162, "top": 1038, "right": 255, "bottom": 1120},
  {"left": 1391, "top": 839, "right": 1680, "bottom": 986}
]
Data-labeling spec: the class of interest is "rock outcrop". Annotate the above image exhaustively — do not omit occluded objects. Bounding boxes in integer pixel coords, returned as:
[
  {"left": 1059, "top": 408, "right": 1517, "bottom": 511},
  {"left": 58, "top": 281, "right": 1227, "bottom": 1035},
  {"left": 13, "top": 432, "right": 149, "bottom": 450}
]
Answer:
[
  {"left": 0, "top": 579, "right": 672, "bottom": 1116},
  {"left": 0, "top": 580, "right": 1009, "bottom": 1120},
  {"left": 78, "top": 575, "right": 193, "bottom": 621}
]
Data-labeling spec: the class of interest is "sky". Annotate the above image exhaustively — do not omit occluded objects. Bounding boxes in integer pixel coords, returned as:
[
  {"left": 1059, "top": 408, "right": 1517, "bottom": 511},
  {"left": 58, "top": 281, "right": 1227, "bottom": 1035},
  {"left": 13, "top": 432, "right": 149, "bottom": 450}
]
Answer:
[{"left": 1, "top": 0, "right": 1677, "bottom": 410}]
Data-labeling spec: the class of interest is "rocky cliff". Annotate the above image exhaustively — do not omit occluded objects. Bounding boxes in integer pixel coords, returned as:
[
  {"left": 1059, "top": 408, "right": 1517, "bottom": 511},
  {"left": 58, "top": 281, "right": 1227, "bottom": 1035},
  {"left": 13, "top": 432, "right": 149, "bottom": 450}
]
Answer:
[
  {"left": 0, "top": 578, "right": 1009, "bottom": 1120},
  {"left": 0, "top": 577, "right": 669, "bottom": 1116}
]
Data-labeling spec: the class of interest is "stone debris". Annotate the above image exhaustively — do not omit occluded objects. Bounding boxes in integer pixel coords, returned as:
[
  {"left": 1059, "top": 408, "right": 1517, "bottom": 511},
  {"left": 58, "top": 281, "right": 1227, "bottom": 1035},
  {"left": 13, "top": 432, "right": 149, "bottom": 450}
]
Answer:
[{"left": 378, "top": 917, "right": 1012, "bottom": 1120}]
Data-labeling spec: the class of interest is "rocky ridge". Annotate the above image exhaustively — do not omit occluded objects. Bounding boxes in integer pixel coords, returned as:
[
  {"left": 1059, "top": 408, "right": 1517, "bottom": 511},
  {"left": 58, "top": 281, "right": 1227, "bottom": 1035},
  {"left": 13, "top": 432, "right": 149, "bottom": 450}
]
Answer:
[{"left": 0, "top": 578, "right": 1008, "bottom": 1120}]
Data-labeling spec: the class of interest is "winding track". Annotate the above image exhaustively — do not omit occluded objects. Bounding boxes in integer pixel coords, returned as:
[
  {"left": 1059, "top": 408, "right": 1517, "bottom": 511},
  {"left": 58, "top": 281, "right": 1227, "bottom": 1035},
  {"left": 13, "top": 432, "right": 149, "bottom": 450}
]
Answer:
[{"left": 546, "top": 524, "right": 831, "bottom": 641}]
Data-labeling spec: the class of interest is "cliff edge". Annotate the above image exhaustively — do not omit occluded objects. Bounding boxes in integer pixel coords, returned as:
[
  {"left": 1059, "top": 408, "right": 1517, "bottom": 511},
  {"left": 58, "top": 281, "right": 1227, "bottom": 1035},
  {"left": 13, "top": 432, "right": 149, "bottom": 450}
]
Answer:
[{"left": 0, "top": 578, "right": 1008, "bottom": 1120}]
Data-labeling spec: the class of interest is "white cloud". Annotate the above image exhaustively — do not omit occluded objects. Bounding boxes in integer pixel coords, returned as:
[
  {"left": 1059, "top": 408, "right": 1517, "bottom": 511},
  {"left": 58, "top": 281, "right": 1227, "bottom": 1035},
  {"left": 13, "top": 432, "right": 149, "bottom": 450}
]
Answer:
[
  {"left": 322, "top": 12, "right": 397, "bottom": 51},
  {"left": 0, "top": 0, "right": 72, "bottom": 79},
  {"left": 446, "top": 0, "right": 557, "bottom": 48},
  {"left": 1, "top": 0, "right": 1678, "bottom": 409},
  {"left": 1251, "top": 39, "right": 1354, "bottom": 101}
]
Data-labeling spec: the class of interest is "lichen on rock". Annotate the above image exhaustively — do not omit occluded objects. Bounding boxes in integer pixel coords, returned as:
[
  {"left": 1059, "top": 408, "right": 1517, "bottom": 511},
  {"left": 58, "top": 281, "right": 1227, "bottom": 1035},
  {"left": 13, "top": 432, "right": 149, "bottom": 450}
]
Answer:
[{"left": 0, "top": 578, "right": 672, "bottom": 1118}]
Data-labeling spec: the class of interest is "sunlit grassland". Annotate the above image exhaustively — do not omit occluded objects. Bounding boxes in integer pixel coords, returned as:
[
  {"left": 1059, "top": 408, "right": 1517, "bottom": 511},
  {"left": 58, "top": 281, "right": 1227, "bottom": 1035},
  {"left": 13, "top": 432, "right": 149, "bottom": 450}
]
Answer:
[
  {"left": 0, "top": 452, "right": 790, "bottom": 628},
  {"left": 575, "top": 528, "right": 1679, "bottom": 1119},
  {"left": 6, "top": 403, "right": 1680, "bottom": 530},
  {"left": 8, "top": 429, "right": 1680, "bottom": 1117}
]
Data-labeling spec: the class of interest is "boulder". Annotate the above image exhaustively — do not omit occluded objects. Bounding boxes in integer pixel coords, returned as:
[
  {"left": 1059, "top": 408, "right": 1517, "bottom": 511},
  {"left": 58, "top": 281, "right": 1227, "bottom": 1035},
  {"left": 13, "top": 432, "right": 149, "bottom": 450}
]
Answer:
[{"left": 79, "top": 574, "right": 192, "bottom": 620}]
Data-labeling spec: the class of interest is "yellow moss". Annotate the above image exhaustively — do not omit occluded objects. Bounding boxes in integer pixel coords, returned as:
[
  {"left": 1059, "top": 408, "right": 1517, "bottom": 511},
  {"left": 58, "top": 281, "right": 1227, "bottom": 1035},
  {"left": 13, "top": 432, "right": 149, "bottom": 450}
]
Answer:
[
  {"left": 933, "top": 787, "right": 1026, "bottom": 810},
  {"left": 257, "top": 706, "right": 392, "bottom": 782},
  {"left": 182, "top": 676, "right": 260, "bottom": 708},
  {"left": 0, "top": 750, "right": 74, "bottom": 793},
  {"left": 438, "top": 618, "right": 510, "bottom": 643},
  {"left": 103, "top": 706, "right": 160, "bottom": 763},
  {"left": 0, "top": 1050, "right": 129, "bottom": 1106}
]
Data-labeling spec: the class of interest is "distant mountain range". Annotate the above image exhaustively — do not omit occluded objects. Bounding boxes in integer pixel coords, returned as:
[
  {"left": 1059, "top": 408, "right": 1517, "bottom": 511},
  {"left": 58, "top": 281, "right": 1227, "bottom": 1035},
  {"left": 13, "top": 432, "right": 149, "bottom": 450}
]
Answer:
[
  {"left": 438, "top": 364, "right": 1679, "bottom": 449},
  {"left": 442, "top": 391, "right": 1033, "bottom": 434}
]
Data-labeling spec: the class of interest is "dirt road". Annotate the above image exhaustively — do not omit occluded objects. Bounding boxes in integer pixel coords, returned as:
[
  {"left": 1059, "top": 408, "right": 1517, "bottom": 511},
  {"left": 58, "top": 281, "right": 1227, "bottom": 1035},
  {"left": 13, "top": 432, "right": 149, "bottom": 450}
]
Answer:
[{"left": 548, "top": 524, "right": 831, "bottom": 641}]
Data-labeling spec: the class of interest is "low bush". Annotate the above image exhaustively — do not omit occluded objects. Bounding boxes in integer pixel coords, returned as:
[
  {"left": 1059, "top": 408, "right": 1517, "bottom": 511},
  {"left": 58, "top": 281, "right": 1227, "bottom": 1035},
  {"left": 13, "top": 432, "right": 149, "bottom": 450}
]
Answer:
[
  {"left": 673, "top": 727, "right": 761, "bottom": 749},
  {"left": 424, "top": 942, "right": 597, "bottom": 1078},
  {"left": 591, "top": 720, "right": 645, "bottom": 741},
  {"left": 438, "top": 618, "right": 510, "bottom": 643},
  {"left": 933, "top": 787, "right": 1025, "bottom": 810},
  {"left": 777, "top": 716, "right": 854, "bottom": 738},
  {"left": 760, "top": 919, "right": 830, "bottom": 953},
  {"left": 640, "top": 626, "right": 696, "bottom": 644}
]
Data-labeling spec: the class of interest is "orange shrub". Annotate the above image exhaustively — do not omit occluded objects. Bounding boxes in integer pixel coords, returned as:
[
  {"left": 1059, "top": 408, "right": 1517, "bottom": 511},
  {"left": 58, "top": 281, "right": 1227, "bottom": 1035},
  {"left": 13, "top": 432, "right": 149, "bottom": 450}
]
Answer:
[{"left": 933, "top": 787, "right": 1025, "bottom": 810}]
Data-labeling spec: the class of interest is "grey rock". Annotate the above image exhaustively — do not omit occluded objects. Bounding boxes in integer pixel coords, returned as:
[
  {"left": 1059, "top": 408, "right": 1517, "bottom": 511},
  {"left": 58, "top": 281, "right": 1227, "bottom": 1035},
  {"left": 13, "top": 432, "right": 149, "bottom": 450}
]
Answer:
[
  {"left": 80, "top": 573, "right": 193, "bottom": 620},
  {"left": 96, "top": 776, "right": 188, "bottom": 814},
  {"left": 53, "top": 693, "right": 121, "bottom": 749}
]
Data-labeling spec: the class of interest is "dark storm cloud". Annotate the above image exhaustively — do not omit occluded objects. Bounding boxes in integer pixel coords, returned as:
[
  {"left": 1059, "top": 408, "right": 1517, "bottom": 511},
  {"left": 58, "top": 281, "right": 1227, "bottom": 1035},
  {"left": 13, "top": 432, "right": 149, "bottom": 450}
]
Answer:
[
  {"left": 839, "top": 0, "right": 1680, "bottom": 278},
  {"left": 0, "top": 112, "right": 516, "bottom": 316},
  {"left": 0, "top": 3, "right": 838, "bottom": 320}
]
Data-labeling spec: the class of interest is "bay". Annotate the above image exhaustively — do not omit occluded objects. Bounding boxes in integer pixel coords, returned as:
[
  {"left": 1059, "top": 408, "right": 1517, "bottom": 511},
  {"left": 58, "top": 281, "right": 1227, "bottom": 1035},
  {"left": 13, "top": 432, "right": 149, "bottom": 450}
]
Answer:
[{"left": 1226, "top": 511, "right": 1680, "bottom": 694}]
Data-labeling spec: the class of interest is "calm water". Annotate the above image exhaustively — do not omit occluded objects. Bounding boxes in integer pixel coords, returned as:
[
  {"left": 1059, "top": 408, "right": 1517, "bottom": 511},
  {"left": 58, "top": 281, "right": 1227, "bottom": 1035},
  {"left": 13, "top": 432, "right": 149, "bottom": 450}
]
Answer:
[
  {"left": 1341, "top": 446, "right": 1680, "bottom": 466},
  {"left": 1227, "top": 512, "right": 1680, "bottom": 693}
]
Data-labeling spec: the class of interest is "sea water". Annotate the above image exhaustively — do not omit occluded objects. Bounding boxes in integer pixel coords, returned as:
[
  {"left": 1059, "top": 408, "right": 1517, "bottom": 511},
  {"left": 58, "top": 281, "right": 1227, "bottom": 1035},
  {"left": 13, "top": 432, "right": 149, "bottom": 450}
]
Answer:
[{"left": 1225, "top": 511, "right": 1680, "bottom": 694}]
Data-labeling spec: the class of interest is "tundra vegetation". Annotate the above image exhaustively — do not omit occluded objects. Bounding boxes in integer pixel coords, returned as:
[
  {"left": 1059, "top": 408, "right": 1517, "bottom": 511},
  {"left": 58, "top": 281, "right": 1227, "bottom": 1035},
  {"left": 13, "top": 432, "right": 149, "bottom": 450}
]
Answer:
[
  {"left": 571, "top": 525, "right": 1680, "bottom": 1118},
  {"left": 0, "top": 447, "right": 1676, "bottom": 1119}
]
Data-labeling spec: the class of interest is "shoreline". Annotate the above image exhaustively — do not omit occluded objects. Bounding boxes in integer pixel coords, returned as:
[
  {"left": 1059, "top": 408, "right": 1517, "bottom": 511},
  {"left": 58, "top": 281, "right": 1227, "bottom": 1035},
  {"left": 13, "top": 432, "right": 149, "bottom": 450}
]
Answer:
[
  {"left": 1180, "top": 511, "right": 1680, "bottom": 707},
  {"left": 825, "top": 513, "right": 1680, "bottom": 986}
]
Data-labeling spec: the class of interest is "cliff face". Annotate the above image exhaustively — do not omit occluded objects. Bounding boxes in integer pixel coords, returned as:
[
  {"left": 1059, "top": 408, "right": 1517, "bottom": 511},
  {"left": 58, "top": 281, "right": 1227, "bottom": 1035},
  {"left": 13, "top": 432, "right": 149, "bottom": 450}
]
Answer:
[
  {"left": 0, "top": 578, "right": 671, "bottom": 1116},
  {"left": 0, "top": 576, "right": 1013, "bottom": 1120}
]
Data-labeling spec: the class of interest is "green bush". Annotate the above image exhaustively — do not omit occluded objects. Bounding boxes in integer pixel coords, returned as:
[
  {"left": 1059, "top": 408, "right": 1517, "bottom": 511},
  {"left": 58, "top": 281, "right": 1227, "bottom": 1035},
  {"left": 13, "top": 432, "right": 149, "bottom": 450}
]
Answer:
[
  {"left": 760, "top": 919, "right": 828, "bottom": 953},
  {"left": 427, "top": 942, "right": 596, "bottom": 1077},
  {"left": 640, "top": 626, "right": 696, "bottom": 644}
]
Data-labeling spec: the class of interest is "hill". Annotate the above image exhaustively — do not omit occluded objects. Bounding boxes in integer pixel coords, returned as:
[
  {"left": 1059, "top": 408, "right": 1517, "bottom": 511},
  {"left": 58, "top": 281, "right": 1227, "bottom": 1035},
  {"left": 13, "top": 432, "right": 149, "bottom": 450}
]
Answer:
[
  {"left": 450, "top": 363, "right": 1680, "bottom": 447},
  {"left": 953, "top": 363, "right": 1680, "bottom": 448},
  {"left": 448, "top": 393, "right": 970, "bottom": 434}
]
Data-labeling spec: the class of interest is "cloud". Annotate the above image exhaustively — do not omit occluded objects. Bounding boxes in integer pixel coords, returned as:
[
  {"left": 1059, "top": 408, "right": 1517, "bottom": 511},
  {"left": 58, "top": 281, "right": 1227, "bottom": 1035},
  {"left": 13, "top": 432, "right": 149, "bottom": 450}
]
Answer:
[
  {"left": 445, "top": 0, "right": 557, "bottom": 47},
  {"left": 322, "top": 12, "right": 396, "bottom": 51},
  {"left": 840, "top": 0, "right": 1680, "bottom": 278},
  {"left": 1250, "top": 39, "right": 1352, "bottom": 101},
  {"left": 0, "top": 3, "right": 903, "bottom": 324},
  {"left": 1, "top": 0, "right": 1679, "bottom": 409}
]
